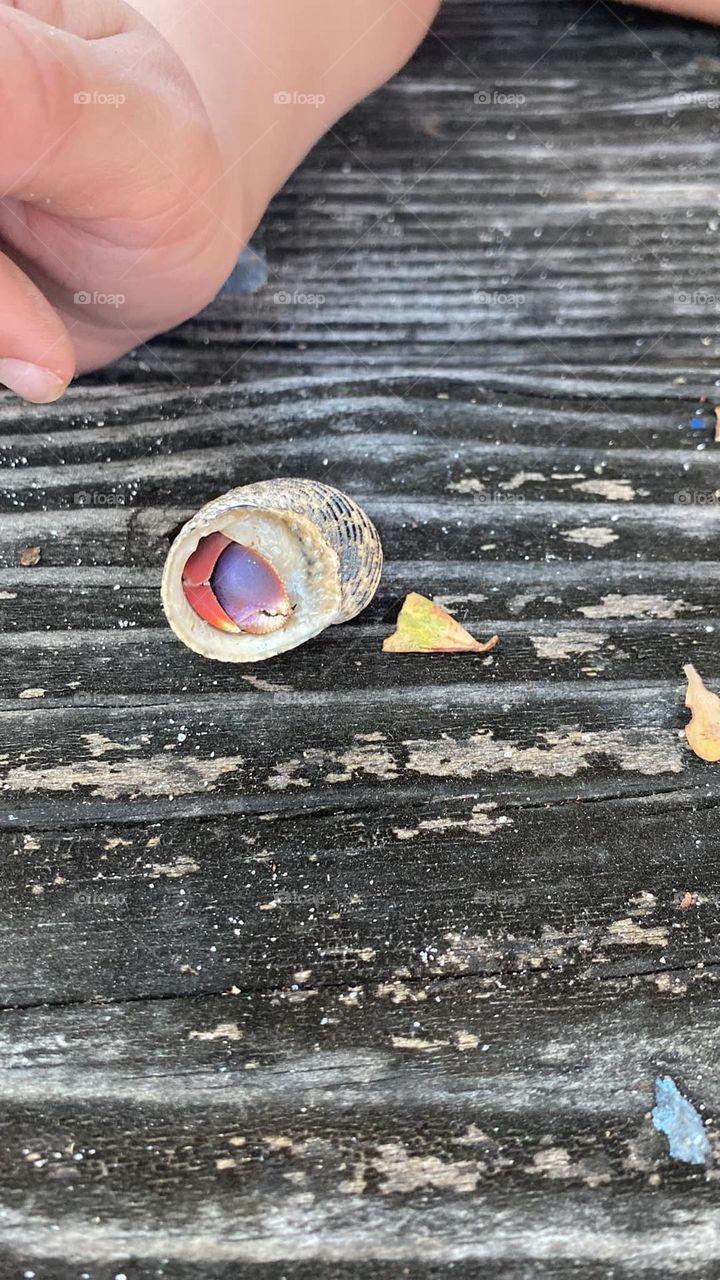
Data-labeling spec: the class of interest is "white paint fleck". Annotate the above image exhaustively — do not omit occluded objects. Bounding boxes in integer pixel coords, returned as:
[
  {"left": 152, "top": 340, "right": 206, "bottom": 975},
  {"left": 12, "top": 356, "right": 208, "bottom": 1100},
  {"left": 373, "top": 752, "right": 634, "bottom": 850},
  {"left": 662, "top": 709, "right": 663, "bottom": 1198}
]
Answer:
[
  {"left": 561, "top": 527, "right": 619, "bottom": 548},
  {"left": 373, "top": 1142, "right": 478, "bottom": 1194},
  {"left": 497, "top": 471, "right": 545, "bottom": 488},
  {"left": 452, "top": 1123, "right": 489, "bottom": 1145},
  {"left": 578, "top": 593, "right": 702, "bottom": 619},
  {"left": 376, "top": 981, "right": 427, "bottom": 1004},
  {"left": 1, "top": 755, "right": 240, "bottom": 800},
  {"left": 603, "top": 918, "right": 669, "bottom": 947},
  {"left": 527, "top": 1147, "right": 610, "bottom": 1187},
  {"left": 572, "top": 478, "right": 636, "bottom": 502},
  {"left": 655, "top": 973, "right": 688, "bottom": 995},
  {"left": 405, "top": 728, "right": 684, "bottom": 780},
  {"left": 81, "top": 733, "right": 141, "bottom": 758},
  {"left": 499, "top": 470, "right": 547, "bottom": 491},
  {"left": 338, "top": 1166, "right": 368, "bottom": 1195},
  {"left": 434, "top": 592, "right": 487, "bottom": 607},
  {"left": 391, "top": 1035, "right": 448, "bottom": 1052},
  {"left": 507, "top": 593, "right": 538, "bottom": 614},
  {"left": 530, "top": 632, "right": 606, "bottom": 660},
  {"left": 530, "top": 1147, "right": 574, "bottom": 1178},
  {"left": 455, "top": 1031, "right": 480, "bottom": 1050},
  {"left": 393, "top": 805, "right": 510, "bottom": 840},
  {"left": 151, "top": 857, "right": 199, "bottom": 879},
  {"left": 188, "top": 1022, "right": 242, "bottom": 1042},
  {"left": 627, "top": 890, "right": 656, "bottom": 915},
  {"left": 268, "top": 737, "right": 397, "bottom": 790},
  {"left": 434, "top": 926, "right": 577, "bottom": 974},
  {"left": 267, "top": 759, "right": 310, "bottom": 791},
  {"left": 446, "top": 477, "right": 486, "bottom": 495}
]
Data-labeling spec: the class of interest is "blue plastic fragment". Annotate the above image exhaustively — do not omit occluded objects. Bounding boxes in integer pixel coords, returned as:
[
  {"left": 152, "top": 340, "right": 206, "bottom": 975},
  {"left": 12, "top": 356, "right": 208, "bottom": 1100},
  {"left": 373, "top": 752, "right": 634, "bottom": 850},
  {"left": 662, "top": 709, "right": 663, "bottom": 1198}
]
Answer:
[
  {"left": 652, "top": 1076, "right": 712, "bottom": 1166},
  {"left": 220, "top": 243, "right": 269, "bottom": 297},
  {"left": 690, "top": 414, "right": 707, "bottom": 430}
]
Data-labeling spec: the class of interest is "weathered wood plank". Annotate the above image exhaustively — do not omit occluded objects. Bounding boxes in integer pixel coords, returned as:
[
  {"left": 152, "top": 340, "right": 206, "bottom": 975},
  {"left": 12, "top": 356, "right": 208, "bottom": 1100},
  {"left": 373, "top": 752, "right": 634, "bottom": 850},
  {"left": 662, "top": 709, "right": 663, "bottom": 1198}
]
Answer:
[
  {"left": 0, "top": 620, "right": 716, "bottom": 701},
  {"left": 0, "top": 789, "right": 716, "bottom": 1004},
  {"left": 1, "top": 556, "right": 718, "bottom": 630},
  {"left": 0, "top": 373, "right": 715, "bottom": 473},
  {"left": 1, "top": 0, "right": 720, "bottom": 1270},
  {"left": 1, "top": 496, "right": 718, "bottom": 570},
  {"left": 0, "top": 678, "right": 707, "bottom": 829},
  {"left": 0, "top": 972, "right": 718, "bottom": 1275}
]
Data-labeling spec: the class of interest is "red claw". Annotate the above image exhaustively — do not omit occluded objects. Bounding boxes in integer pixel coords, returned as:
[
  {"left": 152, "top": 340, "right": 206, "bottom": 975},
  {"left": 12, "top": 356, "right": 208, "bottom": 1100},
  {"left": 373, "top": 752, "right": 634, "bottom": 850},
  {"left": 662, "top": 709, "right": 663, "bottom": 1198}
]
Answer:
[
  {"left": 182, "top": 532, "right": 232, "bottom": 587},
  {"left": 182, "top": 533, "right": 240, "bottom": 633},
  {"left": 183, "top": 582, "right": 241, "bottom": 633}
]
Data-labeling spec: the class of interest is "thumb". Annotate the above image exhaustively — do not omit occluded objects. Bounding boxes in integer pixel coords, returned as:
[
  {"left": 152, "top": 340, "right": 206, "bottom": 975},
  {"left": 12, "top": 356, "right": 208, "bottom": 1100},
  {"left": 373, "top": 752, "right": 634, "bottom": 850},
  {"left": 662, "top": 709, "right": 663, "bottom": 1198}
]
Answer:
[{"left": 0, "top": 251, "right": 75, "bottom": 402}]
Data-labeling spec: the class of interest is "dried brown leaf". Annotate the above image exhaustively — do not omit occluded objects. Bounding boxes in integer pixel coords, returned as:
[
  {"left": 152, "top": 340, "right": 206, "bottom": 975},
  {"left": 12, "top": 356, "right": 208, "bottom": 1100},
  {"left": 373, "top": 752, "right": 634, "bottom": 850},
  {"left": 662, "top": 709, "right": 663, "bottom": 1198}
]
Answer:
[
  {"left": 383, "top": 592, "right": 499, "bottom": 654},
  {"left": 684, "top": 663, "right": 720, "bottom": 762}
]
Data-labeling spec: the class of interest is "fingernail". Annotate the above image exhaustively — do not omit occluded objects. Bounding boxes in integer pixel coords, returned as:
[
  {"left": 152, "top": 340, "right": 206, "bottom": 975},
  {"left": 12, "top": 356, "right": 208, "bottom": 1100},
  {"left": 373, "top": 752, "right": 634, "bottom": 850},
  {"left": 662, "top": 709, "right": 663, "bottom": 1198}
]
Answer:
[{"left": 0, "top": 359, "right": 66, "bottom": 404}]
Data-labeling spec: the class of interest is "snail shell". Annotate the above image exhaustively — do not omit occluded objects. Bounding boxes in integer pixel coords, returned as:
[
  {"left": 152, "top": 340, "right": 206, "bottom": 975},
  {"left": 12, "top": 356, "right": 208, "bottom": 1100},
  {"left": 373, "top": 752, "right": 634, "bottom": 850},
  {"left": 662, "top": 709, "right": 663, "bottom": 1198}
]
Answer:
[{"left": 162, "top": 479, "right": 383, "bottom": 663}]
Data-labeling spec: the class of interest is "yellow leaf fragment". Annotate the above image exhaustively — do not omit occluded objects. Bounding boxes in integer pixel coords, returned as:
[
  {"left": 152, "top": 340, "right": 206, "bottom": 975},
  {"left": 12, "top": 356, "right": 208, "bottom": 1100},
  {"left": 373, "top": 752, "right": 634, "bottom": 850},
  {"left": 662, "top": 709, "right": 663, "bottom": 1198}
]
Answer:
[
  {"left": 684, "top": 663, "right": 720, "bottom": 762},
  {"left": 715, "top": 406, "right": 720, "bottom": 444},
  {"left": 383, "top": 592, "right": 499, "bottom": 654}
]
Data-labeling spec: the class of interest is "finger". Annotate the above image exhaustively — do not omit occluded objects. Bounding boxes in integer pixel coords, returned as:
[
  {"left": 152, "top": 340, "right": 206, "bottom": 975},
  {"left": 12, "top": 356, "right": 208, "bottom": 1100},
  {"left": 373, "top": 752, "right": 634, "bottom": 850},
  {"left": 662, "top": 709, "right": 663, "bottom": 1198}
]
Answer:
[
  {"left": 628, "top": 0, "right": 720, "bottom": 19},
  {"left": 0, "top": 0, "right": 133, "bottom": 39},
  {"left": 0, "top": 250, "right": 75, "bottom": 401},
  {"left": 0, "top": 2, "right": 209, "bottom": 215}
]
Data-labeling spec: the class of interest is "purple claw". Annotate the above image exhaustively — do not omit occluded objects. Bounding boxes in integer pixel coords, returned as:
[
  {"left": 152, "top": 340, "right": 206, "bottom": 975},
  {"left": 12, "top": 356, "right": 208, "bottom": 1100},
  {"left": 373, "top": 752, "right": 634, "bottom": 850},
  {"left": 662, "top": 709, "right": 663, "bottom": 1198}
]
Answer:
[
  {"left": 212, "top": 542, "right": 292, "bottom": 635},
  {"left": 182, "top": 533, "right": 240, "bottom": 632}
]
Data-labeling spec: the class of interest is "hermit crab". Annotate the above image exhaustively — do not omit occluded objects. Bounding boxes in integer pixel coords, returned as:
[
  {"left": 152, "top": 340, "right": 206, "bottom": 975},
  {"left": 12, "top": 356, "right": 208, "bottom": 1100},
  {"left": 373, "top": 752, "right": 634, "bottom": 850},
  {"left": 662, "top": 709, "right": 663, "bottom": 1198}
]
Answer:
[{"left": 162, "top": 479, "right": 383, "bottom": 662}]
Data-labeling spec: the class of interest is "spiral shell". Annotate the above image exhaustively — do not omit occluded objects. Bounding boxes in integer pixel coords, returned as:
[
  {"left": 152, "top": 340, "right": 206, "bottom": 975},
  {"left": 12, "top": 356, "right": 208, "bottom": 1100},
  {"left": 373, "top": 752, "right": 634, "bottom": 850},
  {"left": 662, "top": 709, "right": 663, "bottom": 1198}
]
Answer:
[{"left": 162, "top": 479, "right": 383, "bottom": 663}]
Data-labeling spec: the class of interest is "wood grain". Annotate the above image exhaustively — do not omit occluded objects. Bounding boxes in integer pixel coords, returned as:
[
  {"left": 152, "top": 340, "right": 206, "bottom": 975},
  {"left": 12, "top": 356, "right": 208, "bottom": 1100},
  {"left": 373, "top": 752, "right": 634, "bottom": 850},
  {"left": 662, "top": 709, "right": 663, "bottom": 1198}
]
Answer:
[
  {"left": 0, "top": 974, "right": 719, "bottom": 1275},
  {"left": 2, "top": 0, "right": 720, "bottom": 1273}
]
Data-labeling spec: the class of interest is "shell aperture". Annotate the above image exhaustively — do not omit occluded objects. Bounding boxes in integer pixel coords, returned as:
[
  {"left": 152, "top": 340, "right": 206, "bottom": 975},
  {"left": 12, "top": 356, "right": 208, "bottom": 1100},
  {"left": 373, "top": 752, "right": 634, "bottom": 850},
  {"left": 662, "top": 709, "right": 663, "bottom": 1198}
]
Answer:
[{"left": 183, "top": 534, "right": 291, "bottom": 636}]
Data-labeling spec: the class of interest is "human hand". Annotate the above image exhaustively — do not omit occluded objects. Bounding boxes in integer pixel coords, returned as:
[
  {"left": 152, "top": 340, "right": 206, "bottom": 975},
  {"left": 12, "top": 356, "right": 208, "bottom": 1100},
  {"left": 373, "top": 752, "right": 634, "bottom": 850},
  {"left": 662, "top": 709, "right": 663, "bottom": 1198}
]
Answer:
[
  {"left": 0, "top": 0, "right": 440, "bottom": 404},
  {"left": 0, "top": 0, "right": 244, "bottom": 403}
]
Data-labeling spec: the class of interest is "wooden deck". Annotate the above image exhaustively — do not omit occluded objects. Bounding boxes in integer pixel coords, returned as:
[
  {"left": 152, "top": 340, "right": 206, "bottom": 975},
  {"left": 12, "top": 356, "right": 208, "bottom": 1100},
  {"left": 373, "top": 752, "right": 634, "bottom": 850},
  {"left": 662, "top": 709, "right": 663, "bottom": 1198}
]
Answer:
[{"left": 2, "top": 0, "right": 720, "bottom": 1273}]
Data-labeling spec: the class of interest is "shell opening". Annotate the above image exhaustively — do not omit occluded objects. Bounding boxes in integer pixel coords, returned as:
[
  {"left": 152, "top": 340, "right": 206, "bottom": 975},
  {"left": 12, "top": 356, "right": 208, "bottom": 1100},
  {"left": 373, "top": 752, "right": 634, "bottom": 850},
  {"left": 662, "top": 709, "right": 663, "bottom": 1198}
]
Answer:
[{"left": 182, "top": 535, "right": 292, "bottom": 638}]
